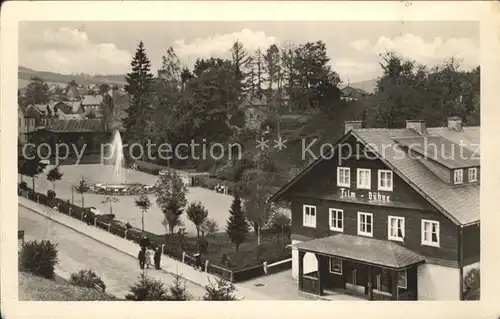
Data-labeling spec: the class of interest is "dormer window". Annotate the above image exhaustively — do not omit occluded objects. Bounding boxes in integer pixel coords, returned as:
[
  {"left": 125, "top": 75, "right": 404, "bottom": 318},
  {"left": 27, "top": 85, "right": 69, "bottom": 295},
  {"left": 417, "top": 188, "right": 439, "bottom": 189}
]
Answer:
[
  {"left": 468, "top": 168, "right": 478, "bottom": 183},
  {"left": 453, "top": 169, "right": 463, "bottom": 184}
]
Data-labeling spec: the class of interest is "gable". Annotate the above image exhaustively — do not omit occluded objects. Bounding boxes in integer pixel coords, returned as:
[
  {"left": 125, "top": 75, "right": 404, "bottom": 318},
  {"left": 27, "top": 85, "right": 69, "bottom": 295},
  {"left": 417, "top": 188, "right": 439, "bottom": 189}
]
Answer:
[{"left": 283, "top": 135, "right": 436, "bottom": 212}]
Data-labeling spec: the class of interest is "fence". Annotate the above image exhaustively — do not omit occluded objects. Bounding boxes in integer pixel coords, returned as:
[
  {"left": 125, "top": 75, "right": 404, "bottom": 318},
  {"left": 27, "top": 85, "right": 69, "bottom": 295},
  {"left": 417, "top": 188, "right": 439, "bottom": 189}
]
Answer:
[{"left": 18, "top": 184, "right": 290, "bottom": 283}]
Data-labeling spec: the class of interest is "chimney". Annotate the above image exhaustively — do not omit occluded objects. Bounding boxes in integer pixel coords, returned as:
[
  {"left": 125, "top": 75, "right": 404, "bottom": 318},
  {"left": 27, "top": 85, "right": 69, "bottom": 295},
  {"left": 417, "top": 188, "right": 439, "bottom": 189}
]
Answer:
[
  {"left": 344, "top": 120, "right": 362, "bottom": 134},
  {"left": 447, "top": 116, "right": 462, "bottom": 131},
  {"left": 406, "top": 120, "right": 427, "bottom": 135}
]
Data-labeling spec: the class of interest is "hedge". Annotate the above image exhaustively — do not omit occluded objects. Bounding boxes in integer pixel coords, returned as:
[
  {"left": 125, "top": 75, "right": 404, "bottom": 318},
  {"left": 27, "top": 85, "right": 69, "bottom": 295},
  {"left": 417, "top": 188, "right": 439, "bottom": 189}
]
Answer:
[{"left": 192, "top": 176, "right": 238, "bottom": 195}]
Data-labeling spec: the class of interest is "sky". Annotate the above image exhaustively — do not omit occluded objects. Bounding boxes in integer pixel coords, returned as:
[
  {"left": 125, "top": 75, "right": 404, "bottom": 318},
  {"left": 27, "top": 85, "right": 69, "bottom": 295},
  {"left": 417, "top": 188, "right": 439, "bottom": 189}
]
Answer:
[{"left": 19, "top": 21, "right": 479, "bottom": 83}]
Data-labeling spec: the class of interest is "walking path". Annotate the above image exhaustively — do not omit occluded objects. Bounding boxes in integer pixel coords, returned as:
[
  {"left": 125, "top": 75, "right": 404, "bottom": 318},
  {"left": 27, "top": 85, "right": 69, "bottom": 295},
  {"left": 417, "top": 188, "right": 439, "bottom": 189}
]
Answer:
[{"left": 19, "top": 196, "right": 271, "bottom": 300}]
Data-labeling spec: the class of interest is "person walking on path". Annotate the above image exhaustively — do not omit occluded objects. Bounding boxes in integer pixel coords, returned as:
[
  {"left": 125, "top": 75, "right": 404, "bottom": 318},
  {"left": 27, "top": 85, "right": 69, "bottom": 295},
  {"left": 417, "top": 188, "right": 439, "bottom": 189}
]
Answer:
[
  {"left": 138, "top": 247, "right": 146, "bottom": 270},
  {"left": 154, "top": 246, "right": 162, "bottom": 270},
  {"left": 145, "top": 248, "right": 152, "bottom": 269}
]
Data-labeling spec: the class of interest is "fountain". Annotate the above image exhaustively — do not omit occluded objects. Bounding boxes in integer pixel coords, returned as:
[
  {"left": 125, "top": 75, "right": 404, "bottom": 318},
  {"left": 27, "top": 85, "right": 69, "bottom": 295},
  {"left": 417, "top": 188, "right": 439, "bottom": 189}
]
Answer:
[
  {"left": 110, "top": 130, "right": 126, "bottom": 184},
  {"left": 91, "top": 130, "right": 155, "bottom": 196}
]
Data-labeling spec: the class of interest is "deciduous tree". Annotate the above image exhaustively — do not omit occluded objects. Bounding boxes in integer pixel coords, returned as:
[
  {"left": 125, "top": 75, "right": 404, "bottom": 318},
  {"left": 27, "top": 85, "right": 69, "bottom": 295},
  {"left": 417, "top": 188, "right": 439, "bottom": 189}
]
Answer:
[
  {"left": 186, "top": 202, "right": 208, "bottom": 250},
  {"left": 135, "top": 193, "right": 152, "bottom": 234},
  {"left": 24, "top": 76, "right": 50, "bottom": 106},
  {"left": 46, "top": 165, "right": 63, "bottom": 191},
  {"left": 74, "top": 177, "right": 90, "bottom": 208}
]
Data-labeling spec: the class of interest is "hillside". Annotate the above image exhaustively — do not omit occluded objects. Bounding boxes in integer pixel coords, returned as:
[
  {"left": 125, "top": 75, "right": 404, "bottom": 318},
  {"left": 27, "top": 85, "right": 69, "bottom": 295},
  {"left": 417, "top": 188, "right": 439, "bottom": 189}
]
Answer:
[
  {"left": 18, "top": 271, "right": 119, "bottom": 301},
  {"left": 18, "top": 66, "right": 127, "bottom": 89},
  {"left": 339, "top": 78, "right": 378, "bottom": 94}
]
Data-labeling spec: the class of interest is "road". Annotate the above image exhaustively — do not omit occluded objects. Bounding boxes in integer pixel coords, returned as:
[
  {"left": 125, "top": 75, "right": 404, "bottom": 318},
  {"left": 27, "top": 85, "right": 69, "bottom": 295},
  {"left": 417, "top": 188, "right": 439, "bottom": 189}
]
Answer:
[{"left": 18, "top": 205, "right": 207, "bottom": 299}]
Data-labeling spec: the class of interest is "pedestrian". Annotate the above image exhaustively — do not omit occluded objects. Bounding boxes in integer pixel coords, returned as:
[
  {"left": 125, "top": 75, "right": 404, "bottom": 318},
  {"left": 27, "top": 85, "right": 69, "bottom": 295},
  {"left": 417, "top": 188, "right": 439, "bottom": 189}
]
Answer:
[
  {"left": 145, "top": 248, "right": 152, "bottom": 269},
  {"left": 154, "top": 246, "right": 162, "bottom": 270},
  {"left": 138, "top": 247, "right": 146, "bottom": 270}
]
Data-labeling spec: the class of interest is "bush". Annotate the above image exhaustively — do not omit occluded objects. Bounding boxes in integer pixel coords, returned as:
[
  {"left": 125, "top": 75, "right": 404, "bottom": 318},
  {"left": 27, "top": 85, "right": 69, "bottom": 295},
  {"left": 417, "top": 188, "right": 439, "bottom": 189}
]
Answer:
[
  {"left": 464, "top": 268, "right": 480, "bottom": 300},
  {"left": 69, "top": 269, "right": 106, "bottom": 292},
  {"left": 202, "top": 276, "right": 237, "bottom": 301},
  {"left": 166, "top": 274, "right": 192, "bottom": 300},
  {"left": 19, "top": 240, "right": 59, "bottom": 279},
  {"left": 125, "top": 273, "right": 169, "bottom": 301}
]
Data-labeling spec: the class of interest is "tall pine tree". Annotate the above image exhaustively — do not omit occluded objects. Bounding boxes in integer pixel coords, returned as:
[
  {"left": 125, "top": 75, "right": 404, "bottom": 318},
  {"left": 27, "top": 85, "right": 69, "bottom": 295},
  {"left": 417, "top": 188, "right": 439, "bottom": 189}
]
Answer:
[
  {"left": 230, "top": 41, "right": 252, "bottom": 100},
  {"left": 124, "top": 41, "right": 155, "bottom": 141},
  {"left": 225, "top": 196, "right": 249, "bottom": 252}
]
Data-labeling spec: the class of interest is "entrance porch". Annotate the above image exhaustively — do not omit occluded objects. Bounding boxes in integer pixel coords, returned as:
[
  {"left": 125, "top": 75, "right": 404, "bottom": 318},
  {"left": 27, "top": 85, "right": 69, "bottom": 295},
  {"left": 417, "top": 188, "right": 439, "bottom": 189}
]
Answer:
[{"left": 293, "top": 234, "right": 425, "bottom": 300}]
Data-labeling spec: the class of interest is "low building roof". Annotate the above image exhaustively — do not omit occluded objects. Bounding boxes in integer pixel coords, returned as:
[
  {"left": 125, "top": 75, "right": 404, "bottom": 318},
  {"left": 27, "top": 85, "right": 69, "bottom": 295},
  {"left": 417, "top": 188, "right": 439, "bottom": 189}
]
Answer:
[
  {"left": 41, "top": 119, "right": 106, "bottom": 133},
  {"left": 292, "top": 233, "right": 425, "bottom": 269}
]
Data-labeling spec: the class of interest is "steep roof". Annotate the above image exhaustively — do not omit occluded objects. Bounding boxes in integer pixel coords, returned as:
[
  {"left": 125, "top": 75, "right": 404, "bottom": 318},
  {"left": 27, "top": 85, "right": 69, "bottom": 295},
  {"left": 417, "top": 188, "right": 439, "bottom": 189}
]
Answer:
[{"left": 270, "top": 125, "right": 480, "bottom": 225}]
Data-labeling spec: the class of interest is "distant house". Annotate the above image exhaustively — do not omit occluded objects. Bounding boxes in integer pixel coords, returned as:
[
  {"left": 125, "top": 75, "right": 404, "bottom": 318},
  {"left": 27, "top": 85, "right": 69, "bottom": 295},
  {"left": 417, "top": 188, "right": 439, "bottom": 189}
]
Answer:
[
  {"left": 65, "top": 85, "right": 80, "bottom": 100},
  {"left": 80, "top": 95, "right": 104, "bottom": 115},
  {"left": 242, "top": 96, "right": 270, "bottom": 131},
  {"left": 27, "top": 119, "right": 117, "bottom": 155},
  {"left": 25, "top": 103, "right": 65, "bottom": 127},
  {"left": 340, "top": 86, "right": 369, "bottom": 101},
  {"left": 51, "top": 101, "right": 74, "bottom": 114},
  {"left": 18, "top": 105, "right": 36, "bottom": 144}
]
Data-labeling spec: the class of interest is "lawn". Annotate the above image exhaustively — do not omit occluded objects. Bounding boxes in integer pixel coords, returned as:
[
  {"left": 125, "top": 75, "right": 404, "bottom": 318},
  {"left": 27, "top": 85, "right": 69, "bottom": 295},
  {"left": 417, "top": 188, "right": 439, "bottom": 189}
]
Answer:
[
  {"left": 153, "top": 229, "right": 291, "bottom": 271},
  {"left": 20, "top": 164, "right": 233, "bottom": 236}
]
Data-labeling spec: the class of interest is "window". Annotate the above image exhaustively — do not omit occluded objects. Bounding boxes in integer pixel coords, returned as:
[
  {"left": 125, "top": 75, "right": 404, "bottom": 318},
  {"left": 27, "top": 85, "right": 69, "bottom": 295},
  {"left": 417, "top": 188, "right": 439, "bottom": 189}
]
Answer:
[
  {"left": 357, "top": 168, "right": 371, "bottom": 189},
  {"left": 337, "top": 167, "right": 351, "bottom": 187},
  {"left": 468, "top": 168, "right": 478, "bottom": 183},
  {"left": 454, "top": 169, "right": 463, "bottom": 184},
  {"left": 421, "top": 220, "right": 440, "bottom": 247},
  {"left": 397, "top": 270, "right": 407, "bottom": 289},
  {"left": 357, "top": 212, "right": 373, "bottom": 237},
  {"left": 303, "top": 205, "right": 316, "bottom": 228},
  {"left": 378, "top": 170, "right": 393, "bottom": 191},
  {"left": 329, "top": 208, "right": 343, "bottom": 232},
  {"left": 388, "top": 216, "right": 405, "bottom": 241},
  {"left": 375, "top": 269, "right": 390, "bottom": 293},
  {"left": 329, "top": 258, "right": 342, "bottom": 274}
]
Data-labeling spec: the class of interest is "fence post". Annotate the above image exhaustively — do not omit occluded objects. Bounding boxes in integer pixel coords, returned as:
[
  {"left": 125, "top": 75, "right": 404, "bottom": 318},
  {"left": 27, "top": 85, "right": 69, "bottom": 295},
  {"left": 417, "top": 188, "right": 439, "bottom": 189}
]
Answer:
[
  {"left": 94, "top": 218, "right": 97, "bottom": 227},
  {"left": 68, "top": 208, "right": 72, "bottom": 216},
  {"left": 205, "top": 260, "right": 209, "bottom": 273},
  {"left": 263, "top": 261, "right": 268, "bottom": 275},
  {"left": 36, "top": 195, "right": 39, "bottom": 203},
  {"left": 108, "top": 224, "right": 111, "bottom": 232},
  {"left": 182, "top": 252, "right": 186, "bottom": 264},
  {"left": 124, "top": 229, "right": 128, "bottom": 239},
  {"left": 230, "top": 271, "right": 234, "bottom": 283}
]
